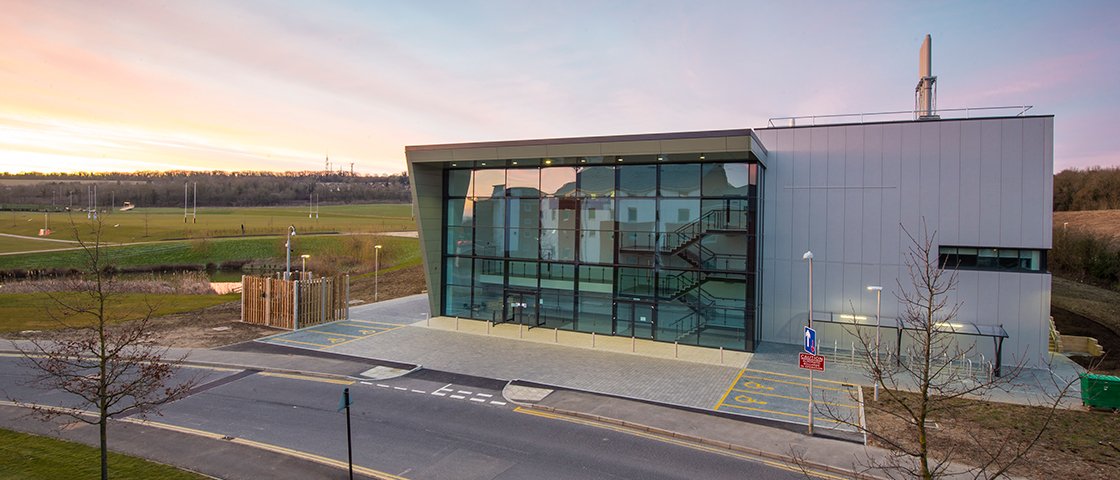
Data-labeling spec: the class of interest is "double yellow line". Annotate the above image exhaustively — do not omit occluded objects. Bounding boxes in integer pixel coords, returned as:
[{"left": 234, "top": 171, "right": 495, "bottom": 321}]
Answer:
[{"left": 514, "top": 407, "right": 850, "bottom": 480}]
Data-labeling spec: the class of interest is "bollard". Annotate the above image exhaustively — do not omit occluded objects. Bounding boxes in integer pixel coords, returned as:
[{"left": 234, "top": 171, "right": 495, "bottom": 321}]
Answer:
[
  {"left": 519, "top": 323, "right": 523, "bottom": 339},
  {"left": 554, "top": 327, "right": 558, "bottom": 343},
  {"left": 425, "top": 313, "right": 430, "bottom": 327},
  {"left": 720, "top": 347, "right": 724, "bottom": 364},
  {"left": 675, "top": 341, "right": 679, "bottom": 358},
  {"left": 592, "top": 332, "right": 596, "bottom": 348},
  {"left": 631, "top": 336, "right": 635, "bottom": 352},
  {"left": 487, "top": 320, "right": 491, "bottom": 335},
  {"left": 455, "top": 316, "right": 459, "bottom": 331}
]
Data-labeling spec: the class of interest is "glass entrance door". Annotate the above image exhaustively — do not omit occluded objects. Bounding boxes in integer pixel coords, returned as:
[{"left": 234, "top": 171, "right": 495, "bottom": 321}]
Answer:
[
  {"left": 504, "top": 290, "right": 538, "bottom": 326},
  {"left": 615, "top": 300, "right": 655, "bottom": 339}
]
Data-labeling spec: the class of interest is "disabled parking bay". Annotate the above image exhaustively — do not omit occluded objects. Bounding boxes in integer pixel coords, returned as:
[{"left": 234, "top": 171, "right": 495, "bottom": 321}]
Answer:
[
  {"left": 714, "top": 368, "right": 862, "bottom": 434},
  {"left": 257, "top": 319, "right": 404, "bottom": 351}
]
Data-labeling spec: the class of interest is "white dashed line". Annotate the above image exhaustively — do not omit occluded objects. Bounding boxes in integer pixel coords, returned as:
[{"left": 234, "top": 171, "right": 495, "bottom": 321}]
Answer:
[
  {"left": 393, "top": 387, "right": 407, "bottom": 391},
  {"left": 469, "top": 398, "right": 486, "bottom": 403},
  {"left": 476, "top": 393, "right": 492, "bottom": 398},
  {"left": 432, "top": 392, "right": 446, "bottom": 396},
  {"left": 457, "top": 390, "right": 473, "bottom": 395},
  {"left": 449, "top": 395, "right": 465, "bottom": 400},
  {"left": 360, "top": 381, "right": 373, "bottom": 385},
  {"left": 411, "top": 389, "right": 426, "bottom": 394},
  {"left": 490, "top": 401, "right": 507, "bottom": 406},
  {"left": 376, "top": 384, "right": 390, "bottom": 388}
]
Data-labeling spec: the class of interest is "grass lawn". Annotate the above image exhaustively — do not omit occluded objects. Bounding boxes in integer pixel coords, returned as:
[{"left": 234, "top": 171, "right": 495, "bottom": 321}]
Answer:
[
  {"left": 0, "top": 293, "right": 238, "bottom": 333},
  {"left": 0, "top": 235, "right": 74, "bottom": 253},
  {"left": 0, "top": 234, "right": 420, "bottom": 272},
  {"left": 0, "top": 203, "right": 414, "bottom": 249},
  {"left": 0, "top": 427, "right": 206, "bottom": 480}
]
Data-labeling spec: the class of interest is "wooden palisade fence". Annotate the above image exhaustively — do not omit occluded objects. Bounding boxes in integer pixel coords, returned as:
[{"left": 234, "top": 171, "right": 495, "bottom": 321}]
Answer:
[{"left": 241, "top": 274, "right": 350, "bottom": 329}]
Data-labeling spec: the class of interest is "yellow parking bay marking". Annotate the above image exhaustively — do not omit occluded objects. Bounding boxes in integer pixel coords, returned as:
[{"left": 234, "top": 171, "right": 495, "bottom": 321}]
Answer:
[
  {"left": 514, "top": 407, "right": 847, "bottom": 480},
  {"left": 714, "top": 369, "right": 747, "bottom": 408},
  {"left": 345, "top": 319, "right": 406, "bottom": 328},
  {"left": 743, "top": 367, "right": 850, "bottom": 385},
  {"left": 125, "top": 418, "right": 408, "bottom": 480},
  {"left": 729, "top": 388, "right": 859, "bottom": 409},
  {"left": 322, "top": 325, "right": 404, "bottom": 350},
  {"left": 740, "top": 374, "right": 852, "bottom": 393},
  {"left": 259, "top": 372, "right": 354, "bottom": 386},
  {"left": 268, "top": 337, "right": 331, "bottom": 349},
  {"left": 304, "top": 330, "right": 363, "bottom": 339}
]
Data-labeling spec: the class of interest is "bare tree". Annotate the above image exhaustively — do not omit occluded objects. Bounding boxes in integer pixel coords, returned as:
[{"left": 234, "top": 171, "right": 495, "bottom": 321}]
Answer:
[
  {"left": 14, "top": 216, "right": 196, "bottom": 480},
  {"left": 816, "top": 222, "right": 1079, "bottom": 479}
]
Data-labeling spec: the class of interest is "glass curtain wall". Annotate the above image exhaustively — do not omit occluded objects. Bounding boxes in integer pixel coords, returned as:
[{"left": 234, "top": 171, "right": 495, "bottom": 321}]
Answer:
[{"left": 442, "top": 157, "right": 761, "bottom": 351}]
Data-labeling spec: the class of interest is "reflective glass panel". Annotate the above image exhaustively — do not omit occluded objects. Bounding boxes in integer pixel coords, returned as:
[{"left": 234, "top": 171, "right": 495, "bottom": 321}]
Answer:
[
  {"left": 540, "top": 167, "right": 578, "bottom": 197},
  {"left": 659, "top": 164, "right": 700, "bottom": 197},
  {"left": 473, "top": 198, "right": 504, "bottom": 230},
  {"left": 447, "top": 169, "right": 472, "bottom": 197},
  {"left": 444, "top": 285, "right": 472, "bottom": 317},
  {"left": 473, "top": 169, "right": 505, "bottom": 199},
  {"left": 506, "top": 169, "right": 540, "bottom": 197},
  {"left": 445, "top": 256, "right": 472, "bottom": 286},
  {"left": 581, "top": 197, "right": 614, "bottom": 230},
  {"left": 508, "top": 198, "right": 540, "bottom": 230},
  {"left": 576, "top": 293, "right": 613, "bottom": 334},
  {"left": 446, "top": 226, "right": 472, "bottom": 256},
  {"left": 619, "top": 165, "right": 656, "bottom": 197},
  {"left": 580, "top": 230, "right": 614, "bottom": 264},
  {"left": 579, "top": 266, "right": 613, "bottom": 293},
  {"left": 540, "top": 197, "right": 577, "bottom": 230},
  {"left": 617, "top": 199, "right": 656, "bottom": 232},
  {"left": 446, "top": 198, "right": 473, "bottom": 227},
  {"left": 702, "top": 163, "right": 750, "bottom": 197},
  {"left": 474, "top": 228, "right": 504, "bottom": 257},
  {"left": 508, "top": 228, "right": 539, "bottom": 259},
  {"left": 578, "top": 166, "right": 614, "bottom": 197},
  {"left": 540, "top": 229, "right": 576, "bottom": 262}
]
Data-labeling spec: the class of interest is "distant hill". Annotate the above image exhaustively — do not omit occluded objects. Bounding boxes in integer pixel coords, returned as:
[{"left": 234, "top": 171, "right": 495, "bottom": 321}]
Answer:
[{"left": 0, "top": 171, "right": 410, "bottom": 209}]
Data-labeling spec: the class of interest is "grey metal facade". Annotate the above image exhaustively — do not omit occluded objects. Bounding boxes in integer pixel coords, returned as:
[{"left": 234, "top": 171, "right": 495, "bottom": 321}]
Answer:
[{"left": 754, "top": 115, "right": 1054, "bottom": 367}]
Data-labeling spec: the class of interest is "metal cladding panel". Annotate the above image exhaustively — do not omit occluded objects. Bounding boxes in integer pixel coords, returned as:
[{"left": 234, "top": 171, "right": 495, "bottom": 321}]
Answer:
[
  {"left": 998, "top": 272, "right": 1024, "bottom": 362},
  {"left": 825, "top": 128, "right": 846, "bottom": 262},
  {"left": 938, "top": 121, "right": 962, "bottom": 243},
  {"left": 809, "top": 129, "right": 829, "bottom": 259},
  {"left": 790, "top": 129, "right": 811, "bottom": 261},
  {"left": 919, "top": 122, "right": 941, "bottom": 233},
  {"left": 959, "top": 121, "right": 983, "bottom": 246},
  {"left": 1021, "top": 118, "right": 1046, "bottom": 247},
  {"left": 1043, "top": 119, "right": 1054, "bottom": 247},
  {"left": 862, "top": 125, "right": 884, "bottom": 263},
  {"left": 880, "top": 124, "right": 903, "bottom": 266},
  {"left": 978, "top": 121, "right": 1003, "bottom": 245},
  {"left": 1000, "top": 120, "right": 1024, "bottom": 246},
  {"left": 843, "top": 126, "right": 864, "bottom": 265},
  {"left": 899, "top": 124, "right": 923, "bottom": 262}
]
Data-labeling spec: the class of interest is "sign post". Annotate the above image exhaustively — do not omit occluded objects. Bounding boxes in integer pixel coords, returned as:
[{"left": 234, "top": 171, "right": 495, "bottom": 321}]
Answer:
[
  {"left": 802, "top": 250, "right": 815, "bottom": 435},
  {"left": 338, "top": 388, "right": 353, "bottom": 480}
]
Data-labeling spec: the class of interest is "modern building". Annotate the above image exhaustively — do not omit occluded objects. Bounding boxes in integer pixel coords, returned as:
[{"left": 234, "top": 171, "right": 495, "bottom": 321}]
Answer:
[{"left": 406, "top": 113, "right": 1054, "bottom": 369}]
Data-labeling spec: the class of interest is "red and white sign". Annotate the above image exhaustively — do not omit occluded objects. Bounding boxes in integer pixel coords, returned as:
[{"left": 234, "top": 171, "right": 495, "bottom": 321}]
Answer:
[{"left": 798, "top": 352, "right": 826, "bottom": 371}]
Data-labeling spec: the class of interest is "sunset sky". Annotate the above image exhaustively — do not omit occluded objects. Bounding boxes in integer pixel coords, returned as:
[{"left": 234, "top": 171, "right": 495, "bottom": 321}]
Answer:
[{"left": 1, "top": 1, "right": 1117, "bottom": 174}]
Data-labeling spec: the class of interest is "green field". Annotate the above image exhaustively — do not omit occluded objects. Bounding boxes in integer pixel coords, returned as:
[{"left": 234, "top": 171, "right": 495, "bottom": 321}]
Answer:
[
  {"left": 0, "top": 235, "right": 74, "bottom": 253},
  {"left": 0, "top": 428, "right": 206, "bottom": 479},
  {"left": 0, "top": 234, "right": 421, "bottom": 273},
  {"left": 0, "top": 203, "right": 414, "bottom": 248},
  {"left": 0, "top": 293, "right": 239, "bottom": 333}
]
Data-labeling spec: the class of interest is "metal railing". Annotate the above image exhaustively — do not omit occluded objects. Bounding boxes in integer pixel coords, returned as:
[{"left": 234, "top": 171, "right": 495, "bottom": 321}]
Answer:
[{"left": 766, "top": 105, "right": 1035, "bottom": 128}]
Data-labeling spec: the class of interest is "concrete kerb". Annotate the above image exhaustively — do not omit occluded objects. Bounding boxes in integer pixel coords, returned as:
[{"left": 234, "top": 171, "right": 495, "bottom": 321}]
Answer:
[{"left": 501, "top": 381, "right": 881, "bottom": 480}]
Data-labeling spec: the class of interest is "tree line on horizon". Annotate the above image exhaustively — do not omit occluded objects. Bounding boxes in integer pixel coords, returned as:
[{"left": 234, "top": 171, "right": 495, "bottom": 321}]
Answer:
[
  {"left": 0, "top": 171, "right": 411, "bottom": 208},
  {"left": 1053, "top": 166, "right": 1120, "bottom": 211}
]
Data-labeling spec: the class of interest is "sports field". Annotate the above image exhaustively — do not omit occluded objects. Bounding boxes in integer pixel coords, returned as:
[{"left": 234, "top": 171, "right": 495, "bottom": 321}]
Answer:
[{"left": 0, "top": 204, "right": 414, "bottom": 252}]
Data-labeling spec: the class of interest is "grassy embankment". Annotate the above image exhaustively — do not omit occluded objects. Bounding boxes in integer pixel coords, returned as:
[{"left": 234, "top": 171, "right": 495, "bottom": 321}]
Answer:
[
  {"left": 0, "top": 293, "right": 239, "bottom": 334},
  {"left": 0, "top": 203, "right": 414, "bottom": 251},
  {"left": 0, "top": 428, "right": 206, "bottom": 480}
]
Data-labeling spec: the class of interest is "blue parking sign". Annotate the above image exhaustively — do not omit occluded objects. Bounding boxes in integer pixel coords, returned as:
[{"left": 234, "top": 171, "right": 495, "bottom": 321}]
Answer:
[{"left": 804, "top": 327, "right": 817, "bottom": 355}]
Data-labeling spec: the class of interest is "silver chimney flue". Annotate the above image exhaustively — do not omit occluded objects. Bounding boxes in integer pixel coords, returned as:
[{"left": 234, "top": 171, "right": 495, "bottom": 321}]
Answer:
[{"left": 915, "top": 34, "right": 939, "bottom": 120}]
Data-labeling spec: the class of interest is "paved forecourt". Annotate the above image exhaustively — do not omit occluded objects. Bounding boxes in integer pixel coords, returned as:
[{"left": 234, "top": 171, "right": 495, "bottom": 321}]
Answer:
[{"left": 255, "top": 294, "right": 863, "bottom": 432}]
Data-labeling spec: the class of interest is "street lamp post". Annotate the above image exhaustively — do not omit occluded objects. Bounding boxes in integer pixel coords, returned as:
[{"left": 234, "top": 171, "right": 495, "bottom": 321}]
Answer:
[
  {"left": 301, "top": 254, "right": 311, "bottom": 279},
  {"left": 802, "top": 250, "right": 814, "bottom": 435},
  {"left": 285, "top": 226, "right": 297, "bottom": 280},
  {"left": 868, "top": 285, "right": 883, "bottom": 402},
  {"left": 374, "top": 245, "right": 382, "bottom": 302}
]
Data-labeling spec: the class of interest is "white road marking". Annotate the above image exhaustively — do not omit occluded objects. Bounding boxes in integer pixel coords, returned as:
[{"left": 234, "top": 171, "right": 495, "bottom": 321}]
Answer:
[
  {"left": 449, "top": 395, "right": 465, "bottom": 400},
  {"left": 410, "top": 389, "right": 426, "bottom": 394},
  {"left": 436, "top": 383, "right": 453, "bottom": 392},
  {"left": 457, "top": 390, "right": 473, "bottom": 395},
  {"left": 360, "top": 382, "right": 373, "bottom": 385},
  {"left": 376, "top": 384, "right": 390, "bottom": 388},
  {"left": 469, "top": 398, "right": 486, "bottom": 403},
  {"left": 490, "top": 401, "right": 507, "bottom": 406},
  {"left": 476, "top": 393, "right": 492, "bottom": 398},
  {"left": 432, "top": 392, "right": 446, "bottom": 396},
  {"left": 393, "top": 387, "right": 407, "bottom": 391}
]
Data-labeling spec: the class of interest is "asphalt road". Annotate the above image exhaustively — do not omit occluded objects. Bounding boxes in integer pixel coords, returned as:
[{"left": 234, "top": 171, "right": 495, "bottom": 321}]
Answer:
[{"left": 0, "top": 355, "right": 804, "bottom": 480}]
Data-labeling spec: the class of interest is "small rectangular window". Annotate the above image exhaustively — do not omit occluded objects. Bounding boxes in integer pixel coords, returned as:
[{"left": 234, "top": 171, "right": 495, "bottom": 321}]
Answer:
[{"left": 938, "top": 246, "right": 1045, "bottom": 273}]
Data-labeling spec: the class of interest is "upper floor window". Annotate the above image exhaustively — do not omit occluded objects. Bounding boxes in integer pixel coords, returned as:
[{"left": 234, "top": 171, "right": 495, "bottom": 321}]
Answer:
[{"left": 938, "top": 246, "right": 1046, "bottom": 273}]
